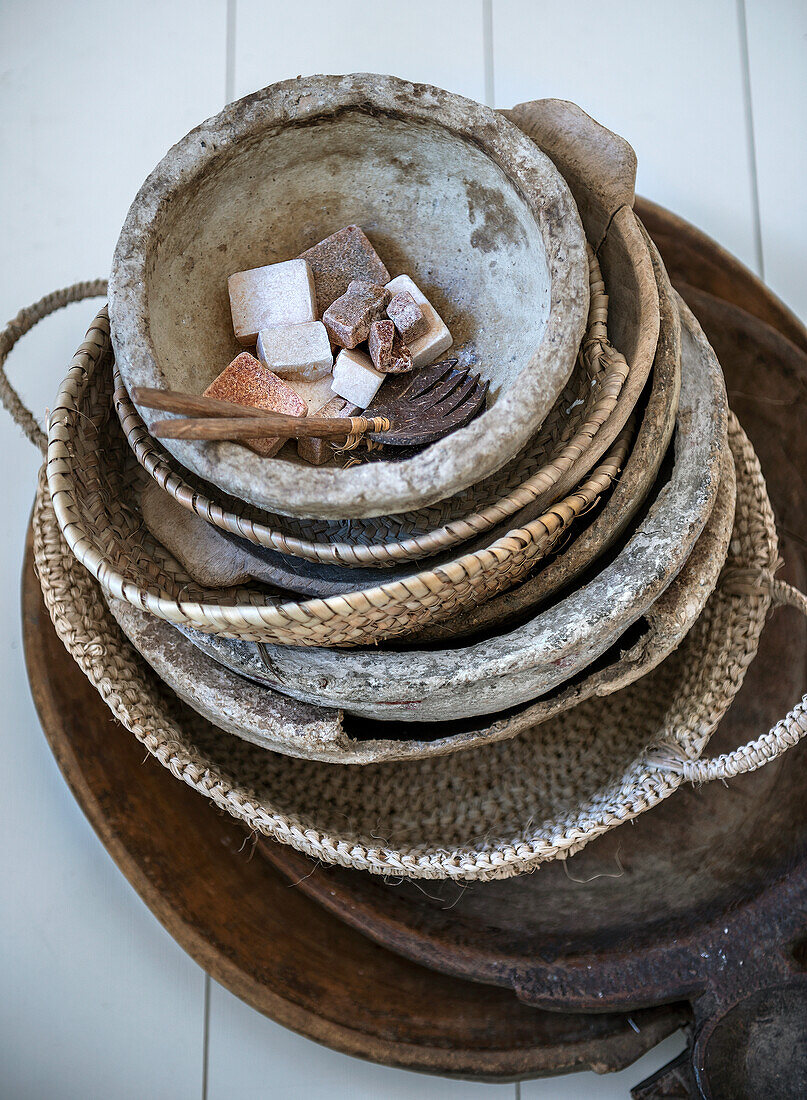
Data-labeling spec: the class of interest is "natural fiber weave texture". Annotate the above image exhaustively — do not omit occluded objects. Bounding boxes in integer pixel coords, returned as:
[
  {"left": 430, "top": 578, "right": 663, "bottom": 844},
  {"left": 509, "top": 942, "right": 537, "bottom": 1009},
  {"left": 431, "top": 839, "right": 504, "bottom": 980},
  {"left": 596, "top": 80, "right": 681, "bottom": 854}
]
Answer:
[
  {"left": 117, "top": 246, "right": 631, "bottom": 563},
  {"left": 46, "top": 312, "right": 630, "bottom": 647},
  {"left": 32, "top": 414, "right": 807, "bottom": 880}
]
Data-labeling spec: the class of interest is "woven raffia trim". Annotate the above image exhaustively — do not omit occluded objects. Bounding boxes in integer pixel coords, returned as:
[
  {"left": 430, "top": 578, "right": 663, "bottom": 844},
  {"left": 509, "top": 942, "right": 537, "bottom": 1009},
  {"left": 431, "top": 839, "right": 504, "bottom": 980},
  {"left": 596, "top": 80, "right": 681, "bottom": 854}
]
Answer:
[
  {"left": 116, "top": 246, "right": 631, "bottom": 562},
  {"left": 34, "top": 413, "right": 806, "bottom": 881},
  {"left": 46, "top": 321, "right": 631, "bottom": 647}
]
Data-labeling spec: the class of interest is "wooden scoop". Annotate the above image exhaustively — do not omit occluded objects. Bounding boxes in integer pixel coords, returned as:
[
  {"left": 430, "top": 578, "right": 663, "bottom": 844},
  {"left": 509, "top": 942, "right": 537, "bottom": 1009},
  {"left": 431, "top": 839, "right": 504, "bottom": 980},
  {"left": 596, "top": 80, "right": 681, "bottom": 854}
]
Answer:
[{"left": 132, "top": 360, "right": 488, "bottom": 446}]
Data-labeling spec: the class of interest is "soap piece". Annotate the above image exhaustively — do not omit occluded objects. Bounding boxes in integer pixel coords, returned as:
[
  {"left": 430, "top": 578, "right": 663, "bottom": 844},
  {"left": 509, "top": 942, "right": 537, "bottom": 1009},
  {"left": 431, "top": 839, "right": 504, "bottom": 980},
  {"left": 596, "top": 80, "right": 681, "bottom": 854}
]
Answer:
[
  {"left": 228, "top": 258, "right": 317, "bottom": 345},
  {"left": 384, "top": 274, "right": 453, "bottom": 367},
  {"left": 369, "top": 320, "right": 413, "bottom": 374},
  {"left": 323, "top": 280, "right": 391, "bottom": 349},
  {"left": 367, "top": 319, "right": 395, "bottom": 371},
  {"left": 299, "top": 225, "right": 390, "bottom": 315},
  {"left": 297, "top": 395, "right": 361, "bottom": 466},
  {"left": 256, "top": 321, "right": 332, "bottom": 382},
  {"left": 204, "top": 352, "right": 306, "bottom": 457},
  {"left": 386, "top": 289, "right": 428, "bottom": 342},
  {"left": 288, "top": 374, "right": 336, "bottom": 415},
  {"left": 332, "top": 348, "right": 386, "bottom": 407}
]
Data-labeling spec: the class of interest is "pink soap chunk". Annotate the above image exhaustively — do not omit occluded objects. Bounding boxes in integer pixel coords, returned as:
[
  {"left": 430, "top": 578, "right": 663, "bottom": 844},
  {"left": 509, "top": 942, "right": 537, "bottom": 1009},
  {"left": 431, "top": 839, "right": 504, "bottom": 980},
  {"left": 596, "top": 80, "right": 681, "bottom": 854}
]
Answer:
[
  {"left": 386, "top": 290, "right": 428, "bottom": 342},
  {"left": 297, "top": 394, "right": 360, "bottom": 466},
  {"left": 299, "top": 225, "right": 390, "bottom": 315},
  {"left": 204, "top": 352, "right": 306, "bottom": 457},
  {"left": 323, "top": 280, "right": 391, "bottom": 349}
]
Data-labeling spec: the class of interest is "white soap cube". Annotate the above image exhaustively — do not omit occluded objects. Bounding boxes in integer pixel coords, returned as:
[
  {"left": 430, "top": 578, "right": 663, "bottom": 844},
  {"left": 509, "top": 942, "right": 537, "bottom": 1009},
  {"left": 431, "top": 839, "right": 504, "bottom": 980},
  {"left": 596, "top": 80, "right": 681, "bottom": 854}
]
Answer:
[
  {"left": 288, "top": 374, "right": 336, "bottom": 414},
  {"left": 384, "top": 274, "right": 453, "bottom": 367},
  {"left": 331, "top": 348, "right": 386, "bottom": 408},
  {"left": 256, "top": 321, "right": 333, "bottom": 381},
  {"left": 228, "top": 258, "right": 317, "bottom": 345}
]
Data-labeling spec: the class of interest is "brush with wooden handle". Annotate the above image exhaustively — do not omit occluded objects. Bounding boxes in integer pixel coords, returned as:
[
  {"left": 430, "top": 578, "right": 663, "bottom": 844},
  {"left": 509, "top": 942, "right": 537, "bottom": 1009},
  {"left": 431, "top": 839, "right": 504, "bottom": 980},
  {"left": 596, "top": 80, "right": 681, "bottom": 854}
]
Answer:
[{"left": 131, "top": 360, "right": 488, "bottom": 448}]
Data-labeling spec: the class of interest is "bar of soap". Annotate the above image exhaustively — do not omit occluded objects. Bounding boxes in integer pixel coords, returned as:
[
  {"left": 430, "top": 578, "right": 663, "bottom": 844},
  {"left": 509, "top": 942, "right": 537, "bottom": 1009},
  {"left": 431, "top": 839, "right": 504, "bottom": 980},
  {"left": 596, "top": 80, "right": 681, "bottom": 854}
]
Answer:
[
  {"left": 228, "top": 258, "right": 317, "bottom": 345},
  {"left": 256, "top": 321, "right": 332, "bottom": 382},
  {"left": 297, "top": 394, "right": 361, "bottom": 466},
  {"left": 204, "top": 352, "right": 306, "bottom": 457},
  {"left": 384, "top": 275, "right": 453, "bottom": 367},
  {"left": 299, "top": 225, "right": 390, "bottom": 316},
  {"left": 386, "top": 289, "right": 428, "bottom": 342},
  {"left": 288, "top": 374, "right": 337, "bottom": 415},
  {"left": 368, "top": 319, "right": 412, "bottom": 373},
  {"left": 332, "top": 348, "right": 386, "bottom": 407},
  {"left": 323, "top": 281, "right": 391, "bottom": 349}
]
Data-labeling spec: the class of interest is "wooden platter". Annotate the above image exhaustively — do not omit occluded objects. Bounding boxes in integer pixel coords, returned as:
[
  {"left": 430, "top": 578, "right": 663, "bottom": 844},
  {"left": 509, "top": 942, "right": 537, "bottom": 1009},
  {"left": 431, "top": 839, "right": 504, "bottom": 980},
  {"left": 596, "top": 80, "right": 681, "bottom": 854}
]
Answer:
[{"left": 22, "top": 553, "right": 686, "bottom": 1081}]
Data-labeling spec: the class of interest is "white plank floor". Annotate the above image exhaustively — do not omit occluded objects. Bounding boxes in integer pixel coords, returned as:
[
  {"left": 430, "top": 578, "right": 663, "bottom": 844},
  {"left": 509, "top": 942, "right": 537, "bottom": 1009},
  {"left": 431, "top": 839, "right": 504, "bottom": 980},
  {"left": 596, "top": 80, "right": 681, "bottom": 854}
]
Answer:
[{"left": 1, "top": 1, "right": 803, "bottom": 1096}]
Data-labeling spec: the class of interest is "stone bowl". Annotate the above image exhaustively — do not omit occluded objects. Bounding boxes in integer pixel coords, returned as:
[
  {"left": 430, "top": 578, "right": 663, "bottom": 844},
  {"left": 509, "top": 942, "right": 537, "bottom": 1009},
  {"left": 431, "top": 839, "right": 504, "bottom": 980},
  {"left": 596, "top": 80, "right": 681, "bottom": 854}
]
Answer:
[{"left": 109, "top": 74, "right": 589, "bottom": 520}]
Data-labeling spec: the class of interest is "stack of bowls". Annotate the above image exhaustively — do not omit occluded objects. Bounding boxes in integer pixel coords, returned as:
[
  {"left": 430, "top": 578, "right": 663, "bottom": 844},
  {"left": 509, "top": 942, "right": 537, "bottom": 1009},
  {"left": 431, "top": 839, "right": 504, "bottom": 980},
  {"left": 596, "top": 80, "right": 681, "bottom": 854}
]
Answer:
[{"left": 46, "top": 75, "right": 735, "bottom": 785}]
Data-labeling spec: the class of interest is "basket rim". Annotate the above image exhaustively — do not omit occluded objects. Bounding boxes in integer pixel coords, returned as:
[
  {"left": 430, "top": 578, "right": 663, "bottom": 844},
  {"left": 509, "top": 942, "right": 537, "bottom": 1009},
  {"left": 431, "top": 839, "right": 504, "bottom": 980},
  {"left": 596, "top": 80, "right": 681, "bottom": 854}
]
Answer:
[
  {"left": 108, "top": 72, "right": 590, "bottom": 520},
  {"left": 46, "top": 316, "right": 628, "bottom": 640}
]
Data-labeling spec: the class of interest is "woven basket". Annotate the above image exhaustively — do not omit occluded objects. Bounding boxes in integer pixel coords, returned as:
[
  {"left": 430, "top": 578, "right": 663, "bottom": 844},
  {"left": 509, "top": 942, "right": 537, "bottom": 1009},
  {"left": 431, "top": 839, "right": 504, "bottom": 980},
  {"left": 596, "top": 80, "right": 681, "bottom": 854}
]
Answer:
[
  {"left": 31, "top": 419, "right": 807, "bottom": 881},
  {"left": 46, "top": 311, "right": 631, "bottom": 648},
  {"left": 117, "top": 246, "right": 632, "bottom": 566}
]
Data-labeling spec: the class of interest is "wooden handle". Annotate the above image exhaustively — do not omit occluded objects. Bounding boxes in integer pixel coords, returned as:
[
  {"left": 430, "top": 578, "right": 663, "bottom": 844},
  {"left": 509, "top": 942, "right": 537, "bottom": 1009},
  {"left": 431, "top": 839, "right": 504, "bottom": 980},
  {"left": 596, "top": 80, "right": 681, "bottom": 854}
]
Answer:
[
  {"left": 132, "top": 386, "right": 276, "bottom": 419},
  {"left": 152, "top": 414, "right": 389, "bottom": 441}
]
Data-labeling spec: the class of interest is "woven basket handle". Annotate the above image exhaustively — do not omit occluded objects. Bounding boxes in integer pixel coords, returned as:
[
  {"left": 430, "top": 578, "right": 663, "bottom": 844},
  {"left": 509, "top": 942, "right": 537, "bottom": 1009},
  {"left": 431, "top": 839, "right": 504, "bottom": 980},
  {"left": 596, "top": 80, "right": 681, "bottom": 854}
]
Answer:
[
  {"left": 502, "top": 98, "right": 637, "bottom": 249},
  {"left": 651, "top": 578, "right": 807, "bottom": 783},
  {"left": 0, "top": 280, "right": 107, "bottom": 454}
]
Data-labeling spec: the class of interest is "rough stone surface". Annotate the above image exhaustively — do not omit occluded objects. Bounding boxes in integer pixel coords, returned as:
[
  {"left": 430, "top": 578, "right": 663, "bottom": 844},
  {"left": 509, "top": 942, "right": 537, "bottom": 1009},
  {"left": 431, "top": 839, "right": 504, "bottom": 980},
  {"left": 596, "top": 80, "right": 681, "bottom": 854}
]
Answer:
[
  {"left": 204, "top": 352, "right": 306, "bottom": 457},
  {"left": 256, "top": 320, "right": 333, "bottom": 381},
  {"left": 298, "top": 395, "right": 360, "bottom": 466},
  {"left": 323, "top": 281, "right": 391, "bottom": 349},
  {"left": 107, "top": 597, "right": 347, "bottom": 757},
  {"left": 288, "top": 374, "right": 336, "bottom": 414},
  {"left": 384, "top": 274, "right": 453, "bottom": 367},
  {"left": 188, "top": 300, "right": 726, "bottom": 723},
  {"left": 108, "top": 73, "right": 589, "bottom": 518},
  {"left": 387, "top": 289, "right": 428, "bottom": 341},
  {"left": 299, "top": 225, "right": 390, "bottom": 316},
  {"left": 331, "top": 348, "right": 386, "bottom": 407},
  {"left": 228, "top": 258, "right": 316, "bottom": 344}
]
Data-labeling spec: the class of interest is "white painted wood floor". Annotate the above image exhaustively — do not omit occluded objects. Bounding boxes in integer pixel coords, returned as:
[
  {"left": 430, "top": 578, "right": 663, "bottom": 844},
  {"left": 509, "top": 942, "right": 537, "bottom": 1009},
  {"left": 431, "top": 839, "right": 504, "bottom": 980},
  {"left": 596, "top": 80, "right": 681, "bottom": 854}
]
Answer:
[{"left": 1, "top": 2, "right": 803, "bottom": 1096}]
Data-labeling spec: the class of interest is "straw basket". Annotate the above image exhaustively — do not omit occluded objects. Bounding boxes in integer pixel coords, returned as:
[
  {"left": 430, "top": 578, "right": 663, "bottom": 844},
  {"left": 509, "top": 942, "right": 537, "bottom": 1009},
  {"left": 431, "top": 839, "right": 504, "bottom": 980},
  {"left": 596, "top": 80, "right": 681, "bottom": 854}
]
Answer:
[
  {"left": 47, "top": 310, "right": 630, "bottom": 648},
  {"left": 31, "top": 416, "right": 807, "bottom": 881},
  {"left": 117, "top": 245, "right": 632, "bottom": 567}
]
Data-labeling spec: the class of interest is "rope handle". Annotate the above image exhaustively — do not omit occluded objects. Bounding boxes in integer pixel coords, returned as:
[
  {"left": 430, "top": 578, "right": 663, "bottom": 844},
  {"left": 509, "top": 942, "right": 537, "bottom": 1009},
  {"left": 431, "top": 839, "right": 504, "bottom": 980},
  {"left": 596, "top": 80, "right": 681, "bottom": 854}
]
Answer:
[
  {"left": 0, "top": 280, "right": 107, "bottom": 454},
  {"left": 649, "top": 578, "right": 807, "bottom": 783}
]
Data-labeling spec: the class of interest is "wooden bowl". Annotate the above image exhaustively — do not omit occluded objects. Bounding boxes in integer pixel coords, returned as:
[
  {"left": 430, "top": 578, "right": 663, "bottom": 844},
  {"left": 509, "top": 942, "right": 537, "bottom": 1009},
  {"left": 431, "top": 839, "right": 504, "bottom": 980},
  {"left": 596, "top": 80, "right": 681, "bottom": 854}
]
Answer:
[{"left": 109, "top": 74, "right": 588, "bottom": 520}]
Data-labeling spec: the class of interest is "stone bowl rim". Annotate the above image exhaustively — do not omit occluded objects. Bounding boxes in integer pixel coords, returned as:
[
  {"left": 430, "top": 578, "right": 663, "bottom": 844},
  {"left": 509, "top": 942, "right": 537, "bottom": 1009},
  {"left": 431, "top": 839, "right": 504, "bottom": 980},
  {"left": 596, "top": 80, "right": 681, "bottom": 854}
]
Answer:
[{"left": 108, "top": 72, "right": 589, "bottom": 520}]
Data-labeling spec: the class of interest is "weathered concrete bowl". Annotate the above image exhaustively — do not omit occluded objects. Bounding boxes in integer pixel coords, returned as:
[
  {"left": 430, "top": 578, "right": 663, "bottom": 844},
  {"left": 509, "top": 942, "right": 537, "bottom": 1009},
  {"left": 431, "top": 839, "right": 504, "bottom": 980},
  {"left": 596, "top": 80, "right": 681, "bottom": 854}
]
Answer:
[
  {"left": 105, "top": 441, "right": 734, "bottom": 764},
  {"left": 109, "top": 74, "right": 589, "bottom": 520},
  {"left": 182, "top": 298, "right": 725, "bottom": 722}
]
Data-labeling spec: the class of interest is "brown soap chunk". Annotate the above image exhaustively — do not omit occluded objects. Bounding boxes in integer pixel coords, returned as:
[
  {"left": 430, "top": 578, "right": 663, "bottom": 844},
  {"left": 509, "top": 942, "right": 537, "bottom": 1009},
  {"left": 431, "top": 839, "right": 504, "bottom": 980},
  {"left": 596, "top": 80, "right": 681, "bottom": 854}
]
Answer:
[
  {"left": 368, "top": 319, "right": 395, "bottom": 371},
  {"left": 297, "top": 395, "right": 361, "bottom": 465},
  {"left": 386, "top": 289, "right": 428, "bottom": 342},
  {"left": 299, "top": 225, "right": 391, "bottom": 316},
  {"left": 204, "top": 352, "right": 306, "bottom": 457},
  {"left": 387, "top": 328, "right": 413, "bottom": 373},
  {"left": 323, "top": 280, "right": 391, "bottom": 349}
]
